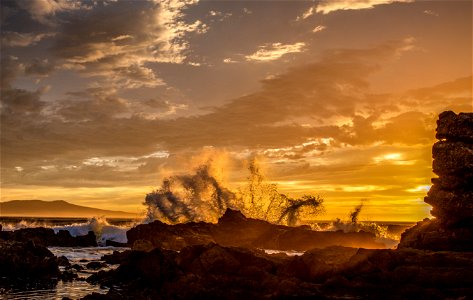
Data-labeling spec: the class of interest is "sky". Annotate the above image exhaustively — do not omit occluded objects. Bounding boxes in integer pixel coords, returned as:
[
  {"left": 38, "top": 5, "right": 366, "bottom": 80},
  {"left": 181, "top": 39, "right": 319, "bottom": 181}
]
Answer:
[{"left": 1, "top": 0, "right": 472, "bottom": 221}]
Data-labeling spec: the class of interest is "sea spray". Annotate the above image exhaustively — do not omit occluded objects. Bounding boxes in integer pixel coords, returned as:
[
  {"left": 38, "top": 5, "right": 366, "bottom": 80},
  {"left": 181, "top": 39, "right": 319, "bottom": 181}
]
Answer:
[
  {"left": 53, "top": 217, "right": 133, "bottom": 245},
  {"left": 319, "top": 202, "right": 400, "bottom": 248},
  {"left": 144, "top": 158, "right": 325, "bottom": 226}
]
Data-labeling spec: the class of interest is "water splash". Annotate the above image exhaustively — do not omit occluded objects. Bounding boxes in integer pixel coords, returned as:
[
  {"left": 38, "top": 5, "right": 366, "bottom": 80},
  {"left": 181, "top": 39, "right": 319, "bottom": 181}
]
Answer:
[
  {"left": 1, "top": 217, "right": 132, "bottom": 246},
  {"left": 144, "top": 158, "right": 324, "bottom": 226}
]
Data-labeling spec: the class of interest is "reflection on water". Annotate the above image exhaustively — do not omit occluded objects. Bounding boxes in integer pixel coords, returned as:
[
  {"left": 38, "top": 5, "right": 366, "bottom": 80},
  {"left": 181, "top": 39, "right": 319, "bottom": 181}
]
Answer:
[
  {"left": 1, "top": 246, "right": 129, "bottom": 300},
  {"left": 2, "top": 281, "right": 105, "bottom": 300}
]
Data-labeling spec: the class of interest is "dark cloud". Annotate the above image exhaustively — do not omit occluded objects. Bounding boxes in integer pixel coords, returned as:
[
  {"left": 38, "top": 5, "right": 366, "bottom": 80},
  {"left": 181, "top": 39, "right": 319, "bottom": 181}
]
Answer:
[
  {"left": 24, "top": 58, "right": 55, "bottom": 76},
  {"left": 1, "top": 38, "right": 470, "bottom": 189}
]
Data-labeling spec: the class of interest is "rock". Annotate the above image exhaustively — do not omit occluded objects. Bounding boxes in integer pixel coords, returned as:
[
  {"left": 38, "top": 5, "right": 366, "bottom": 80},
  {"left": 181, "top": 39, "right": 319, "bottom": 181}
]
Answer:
[
  {"left": 0, "top": 239, "right": 59, "bottom": 285},
  {"left": 127, "top": 220, "right": 215, "bottom": 251},
  {"left": 127, "top": 208, "right": 385, "bottom": 252},
  {"left": 82, "top": 243, "right": 473, "bottom": 300},
  {"left": 432, "top": 141, "right": 473, "bottom": 176},
  {"left": 399, "top": 111, "right": 473, "bottom": 251},
  {"left": 425, "top": 185, "right": 473, "bottom": 225},
  {"left": 57, "top": 255, "right": 71, "bottom": 267},
  {"left": 101, "top": 250, "right": 131, "bottom": 265},
  {"left": 436, "top": 111, "right": 473, "bottom": 143},
  {"left": 86, "top": 261, "right": 107, "bottom": 270},
  {"left": 132, "top": 239, "right": 154, "bottom": 252},
  {"left": 105, "top": 240, "right": 127, "bottom": 247},
  {"left": 0, "top": 227, "right": 97, "bottom": 247},
  {"left": 67, "top": 264, "right": 84, "bottom": 271},
  {"left": 60, "top": 270, "right": 78, "bottom": 282}
]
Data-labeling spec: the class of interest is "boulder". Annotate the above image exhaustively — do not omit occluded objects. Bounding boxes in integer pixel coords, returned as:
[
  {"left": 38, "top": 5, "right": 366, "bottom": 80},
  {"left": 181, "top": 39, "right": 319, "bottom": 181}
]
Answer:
[
  {"left": 0, "top": 240, "right": 59, "bottom": 285},
  {"left": 0, "top": 227, "right": 97, "bottom": 247}
]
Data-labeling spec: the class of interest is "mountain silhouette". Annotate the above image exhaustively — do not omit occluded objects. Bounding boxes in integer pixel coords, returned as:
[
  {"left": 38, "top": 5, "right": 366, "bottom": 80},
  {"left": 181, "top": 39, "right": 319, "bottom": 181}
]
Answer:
[{"left": 0, "top": 200, "right": 139, "bottom": 218}]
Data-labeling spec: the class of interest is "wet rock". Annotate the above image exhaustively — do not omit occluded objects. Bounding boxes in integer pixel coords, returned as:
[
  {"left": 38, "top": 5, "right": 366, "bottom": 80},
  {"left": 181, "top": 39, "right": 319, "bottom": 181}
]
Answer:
[
  {"left": 105, "top": 240, "right": 127, "bottom": 247},
  {"left": 57, "top": 255, "right": 71, "bottom": 267},
  {"left": 82, "top": 243, "right": 473, "bottom": 300},
  {"left": 67, "top": 264, "right": 84, "bottom": 271},
  {"left": 86, "top": 261, "right": 107, "bottom": 270},
  {"left": 0, "top": 240, "right": 59, "bottom": 285},
  {"left": 0, "top": 227, "right": 97, "bottom": 247},
  {"left": 101, "top": 250, "right": 132, "bottom": 265},
  {"left": 127, "top": 208, "right": 385, "bottom": 252},
  {"left": 60, "top": 270, "right": 78, "bottom": 282},
  {"left": 399, "top": 219, "right": 473, "bottom": 251},
  {"left": 87, "top": 244, "right": 321, "bottom": 299}
]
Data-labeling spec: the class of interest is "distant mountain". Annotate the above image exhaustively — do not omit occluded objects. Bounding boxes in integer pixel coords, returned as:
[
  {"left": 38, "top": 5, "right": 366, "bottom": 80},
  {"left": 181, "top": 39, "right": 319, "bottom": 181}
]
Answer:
[{"left": 0, "top": 200, "right": 140, "bottom": 218}]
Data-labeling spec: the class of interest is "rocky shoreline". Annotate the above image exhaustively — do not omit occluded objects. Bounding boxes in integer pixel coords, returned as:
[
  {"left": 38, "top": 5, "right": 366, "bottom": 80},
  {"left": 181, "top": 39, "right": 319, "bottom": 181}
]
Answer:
[{"left": 1, "top": 112, "right": 472, "bottom": 299}]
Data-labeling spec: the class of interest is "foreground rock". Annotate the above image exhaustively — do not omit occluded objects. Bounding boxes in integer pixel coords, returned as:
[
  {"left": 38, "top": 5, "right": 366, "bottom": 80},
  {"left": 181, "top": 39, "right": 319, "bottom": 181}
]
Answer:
[
  {"left": 84, "top": 243, "right": 473, "bottom": 300},
  {"left": 0, "top": 227, "right": 97, "bottom": 247},
  {"left": 0, "top": 239, "right": 60, "bottom": 286},
  {"left": 399, "top": 111, "right": 473, "bottom": 251},
  {"left": 127, "top": 209, "right": 385, "bottom": 251}
]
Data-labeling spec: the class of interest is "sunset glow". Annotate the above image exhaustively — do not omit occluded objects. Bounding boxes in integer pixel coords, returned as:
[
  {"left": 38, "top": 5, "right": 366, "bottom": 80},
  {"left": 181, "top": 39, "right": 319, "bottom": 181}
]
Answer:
[{"left": 1, "top": 0, "right": 472, "bottom": 221}]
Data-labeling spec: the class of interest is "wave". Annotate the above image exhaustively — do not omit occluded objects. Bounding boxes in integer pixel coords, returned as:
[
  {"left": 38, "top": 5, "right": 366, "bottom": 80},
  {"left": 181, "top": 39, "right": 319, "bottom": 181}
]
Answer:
[
  {"left": 318, "top": 218, "right": 401, "bottom": 248},
  {"left": 1, "top": 217, "right": 135, "bottom": 246}
]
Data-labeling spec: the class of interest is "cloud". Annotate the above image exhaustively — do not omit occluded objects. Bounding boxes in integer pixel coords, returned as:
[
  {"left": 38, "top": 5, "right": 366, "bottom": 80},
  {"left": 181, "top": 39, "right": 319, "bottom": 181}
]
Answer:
[
  {"left": 1, "top": 40, "right": 470, "bottom": 191},
  {"left": 24, "top": 58, "right": 55, "bottom": 76},
  {"left": 245, "top": 42, "right": 306, "bottom": 62},
  {"left": 423, "top": 10, "right": 439, "bottom": 17},
  {"left": 16, "top": 0, "right": 84, "bottom": 25},
  {"left": 312, "top": 25, "right": 327, "bottom": 33},
  {"left": 316, "top": 0, "right": 414, "bottom": 14},
  {"left": 1, "top": 31, "right": 56, "bottom": 47},
  {"left": 0, "top": 56, "right": 24, "bottom": 89},
  {"left": 297, "top": 6, "right": 316, "bottom": 20},
  {"left": 50, "top": 0, "right": 204, "bottom": 88}
]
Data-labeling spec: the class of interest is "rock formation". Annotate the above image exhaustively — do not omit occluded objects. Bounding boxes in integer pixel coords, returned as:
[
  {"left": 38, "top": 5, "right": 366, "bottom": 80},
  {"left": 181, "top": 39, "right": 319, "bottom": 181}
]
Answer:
[
  {"left": 0, "top": 227, "right": 97, "bottom": 247},
  {"left": 85, "top": 243, "right": 473, "bottom": 300},
  {"left": 127, "top": 209, "right": 386, "bottom": 251},
  {"left": 399, "top": 111, "right": 473, "bottom": 251},
  {"left": 0, "top": 240, "right": 60, "bottom": 286}
]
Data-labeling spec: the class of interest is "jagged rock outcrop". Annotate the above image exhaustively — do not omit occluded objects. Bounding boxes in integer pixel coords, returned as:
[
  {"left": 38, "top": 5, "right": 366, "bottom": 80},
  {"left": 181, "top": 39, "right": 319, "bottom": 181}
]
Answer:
[
  {"left": 0, "top": 227, "right": 97, "bottom": 247},
  {"left": 85, "top": 243, "right": 473, "bottom": 300},
  {"left": 127, "top": 209, "right": 385, "bottom": 251},
  {"left": 399, "top": 111, "right": 473, "bottom": 251},
  {"left": 0, "top": 240, "right": 60, "bottom": 286}
]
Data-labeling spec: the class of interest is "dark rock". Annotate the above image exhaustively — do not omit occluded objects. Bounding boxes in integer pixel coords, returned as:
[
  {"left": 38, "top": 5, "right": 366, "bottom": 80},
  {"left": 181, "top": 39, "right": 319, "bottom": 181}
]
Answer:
[
  {"left": 432, "top": 141, "right": 473, "bottom": 176},
  {"left": 105, "top": 240, "right": 127, "bottom": 247},
  {"left": 0, "top": 227, "right": 97, "bottom": 247},
  {"left": 81, "top": 243, "right": 473, "bottom": 300},
  {"left": 399, "top": 111, "right": 473, "bottom": 251},
  {"left": 436, "top": 111, "right": 473, "bottom": 143},
  {"left": 60, "top": 270, "right": 78, "bottom": 282},
  {"left": 398, "top": 219, "right": 473, "bottom": 251},
  {"left": 101, "top": 250, "right": 132, "bottom": 265},
  {"left": 0, "top": 239, "right": 59, "bottom": 285},
  {"left": 67, "top": 264, "right": 84, "bottom": 271},
  {"left": 86, "top": 261, "right": 107, "bottom": 270},
  {"left": 57, "top": 255, "right": 71, "bottom": 267},
  {"left": 127, "top": 208, "right": 385, "bottom": 252},
  {"left": 425, "top": 185, "right": 473, "bottom": 225}
]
